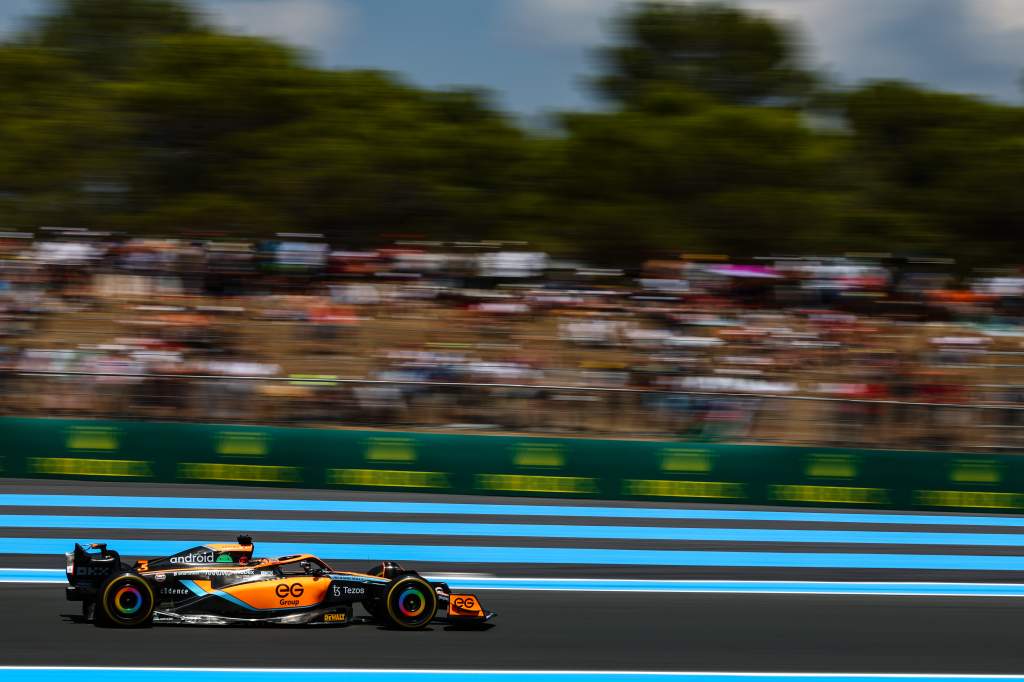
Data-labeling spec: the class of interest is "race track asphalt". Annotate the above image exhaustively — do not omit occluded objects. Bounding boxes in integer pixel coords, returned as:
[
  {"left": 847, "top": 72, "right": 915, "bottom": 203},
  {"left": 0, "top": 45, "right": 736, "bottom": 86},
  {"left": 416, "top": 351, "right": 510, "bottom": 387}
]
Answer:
[
  {"left": 2, "top": 584, "right": 1023, "bottom": 672},
  {"left": 5, "top": 478, "right": 1024, "bottom": 673}
]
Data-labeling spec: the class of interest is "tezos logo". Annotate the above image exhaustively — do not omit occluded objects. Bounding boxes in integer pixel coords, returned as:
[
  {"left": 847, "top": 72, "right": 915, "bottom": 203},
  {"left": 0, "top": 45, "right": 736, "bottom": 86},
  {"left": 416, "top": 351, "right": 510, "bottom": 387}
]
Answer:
[
  {"left": 332, "top": 584, "right": 365, "bottom": 597},
  {"left": 170, "top": 552, "right": 215, "bottom": 564}
]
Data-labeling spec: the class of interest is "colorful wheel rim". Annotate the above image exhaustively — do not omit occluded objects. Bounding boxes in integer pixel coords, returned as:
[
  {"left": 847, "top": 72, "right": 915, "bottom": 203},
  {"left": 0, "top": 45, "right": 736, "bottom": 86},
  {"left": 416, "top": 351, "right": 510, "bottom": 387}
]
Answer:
[
  {"left": 113, "top": 585, "right": 143, "bottom": 615},
  {"left": 397, "top": 587, "right": 426, "bottom": 618}
]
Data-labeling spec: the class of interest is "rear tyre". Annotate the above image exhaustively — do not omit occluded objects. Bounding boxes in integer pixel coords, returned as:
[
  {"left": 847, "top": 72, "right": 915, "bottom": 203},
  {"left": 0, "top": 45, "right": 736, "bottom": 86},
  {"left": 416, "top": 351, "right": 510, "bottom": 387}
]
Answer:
[
  {"left": 96, "top": 573, "right": 155, "bottom": 627},
  {"left": 383, "top": 575, "right": 437, "bottom": 630}
]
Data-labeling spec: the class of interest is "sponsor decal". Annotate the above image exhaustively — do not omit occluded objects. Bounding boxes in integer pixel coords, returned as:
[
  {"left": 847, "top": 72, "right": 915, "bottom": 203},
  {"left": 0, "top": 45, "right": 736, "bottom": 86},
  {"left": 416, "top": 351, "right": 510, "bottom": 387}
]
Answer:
[
  {"left": 74, "top": 566, "right": 109, "bottom": 577},
  {"left": 622, "top": 478, "right": 744, "bottom": 499},
  {"left": 364, "top": 437, "right": 417, "bottom": 463},
  {"left": 276, "top": 582, "right": 304, "bottom": 606},
  {"left": 333, "top": 584, "right": 367, "bottom": 597},
  {"left": 166, "top": 569, "right": 262, "bottom": 578},
  {"left": 512, "top": 442, "right": 565, "bottom": 468},
  {"left": 170, "top": 552, "right": 216, "bottom": 564},
  {"left": 806, "top": 453, "right": 857, "bottom": 479},
  {"left": 331, "top": 574, "right": 387, "bottom": 583},
  {"left": 476, "top": 473, "right": 597, "bottom": 494},
  {"left": 323, "top": 612, "right": 346, "bottom": 623},
  {"left": 770, "top": 484, "right": 888, "bottom": 505},
  {"left": 915, "top": 489, "right": 1024, "bottom": 509},
  {"left": 215, "top": 554, "right": 233, "bottom": 563},
  {"left": 27, "top": 457, "right": 152, "bottom": 478},
  {"left": 452, "top": 595, "right": 477, "bottom": 610},
  {"left": 177, "top": 462, "right": 300, "bottom": 483},
  {"left": 66, "top": 426, "right": 119, "bottom": 451},
  {"left": 159, "top": 587, "right": 191, "bottom": 597},
  {"left": 327, "top": 468, "right": 449, "bottom": 489},
  {"left": 660, "top": 448, "right": 712, "bottom": 473},
  {"left": 216, "top": 431, "right": 268, "bottom": 457},
  {"left": 951, "top": 459, "right": 1001, "bottom": 484},
  {"left": 154, "top": 573, "right": 166, "bottom": 582}
]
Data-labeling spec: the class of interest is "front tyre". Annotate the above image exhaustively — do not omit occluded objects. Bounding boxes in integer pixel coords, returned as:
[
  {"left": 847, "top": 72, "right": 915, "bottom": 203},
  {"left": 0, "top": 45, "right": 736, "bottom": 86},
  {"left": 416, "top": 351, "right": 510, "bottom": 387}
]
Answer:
[
  {"left": 383, "top": 575, "right": 437, "bottom": 630},
  {"left": 96, "top": 573, "right": 155, "bottom": 627}
]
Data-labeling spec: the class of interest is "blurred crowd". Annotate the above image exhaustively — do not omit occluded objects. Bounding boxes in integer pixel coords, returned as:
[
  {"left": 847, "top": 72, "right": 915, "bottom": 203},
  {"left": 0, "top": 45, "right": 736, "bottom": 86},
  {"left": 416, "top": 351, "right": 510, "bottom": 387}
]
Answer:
[{"left": 3, "top": 229, "right": 1024, "bottom": 451}]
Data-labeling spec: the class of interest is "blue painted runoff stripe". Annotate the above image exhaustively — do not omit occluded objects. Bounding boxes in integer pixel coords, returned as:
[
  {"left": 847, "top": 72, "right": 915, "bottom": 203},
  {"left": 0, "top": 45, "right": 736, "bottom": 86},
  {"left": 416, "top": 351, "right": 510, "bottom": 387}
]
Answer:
[
  {"left": 11, "top": 568, "right": 1024, "bottom": 597},
  {"left": 6, "top": 514, "right": 1024, "bottom": 547},
  {"left": 9, "top": 537, "right": 1024, "bottom": 570},
  {"left": 3, "top": 494, "right": 1024, "bottom": 527},
  {"left": 5, "top": 669, "right": 1024, "bottom": 682}
]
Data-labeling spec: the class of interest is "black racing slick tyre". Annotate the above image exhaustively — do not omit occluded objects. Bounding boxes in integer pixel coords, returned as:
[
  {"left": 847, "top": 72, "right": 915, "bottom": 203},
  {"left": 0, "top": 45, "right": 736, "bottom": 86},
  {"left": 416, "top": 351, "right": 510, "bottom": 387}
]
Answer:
[
  {"left": 96, "top": 573, "right": 155, "bottom": 627},
  {"left": 383, "top": 575, "right": 437, "bottom": 630}
]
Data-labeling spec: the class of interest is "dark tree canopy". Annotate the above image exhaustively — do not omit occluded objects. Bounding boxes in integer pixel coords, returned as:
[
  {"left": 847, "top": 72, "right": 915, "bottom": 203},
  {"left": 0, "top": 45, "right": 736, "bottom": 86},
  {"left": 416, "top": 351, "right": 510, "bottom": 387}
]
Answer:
[
  {"left": 596, "top": 1, "right": 818, "bottom": 107},
  {"left": 29, "top": 0, "right": 204, "bottom": 80},
  {"left": 0, "top": 0, "right": 1020, "bottom": 265}
]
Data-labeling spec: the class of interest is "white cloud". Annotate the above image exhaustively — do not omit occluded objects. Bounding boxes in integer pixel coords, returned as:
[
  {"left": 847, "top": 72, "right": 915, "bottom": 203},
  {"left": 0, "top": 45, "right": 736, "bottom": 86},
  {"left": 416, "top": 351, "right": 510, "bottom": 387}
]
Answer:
[
  {"left": 738, "top": 0, "right": 901, "bottom": 73},
  {"left": 967, "top": 0, "right": 1024, "bottom": 32},
  {"left": 507, "top": 0, "right": 623, "bottom": 45},
  {"left": 202, "top": 0, "right": 353, "bottom": 52},
  {"left": 507, "top": 0, "right": 874, "bottom": 58}
]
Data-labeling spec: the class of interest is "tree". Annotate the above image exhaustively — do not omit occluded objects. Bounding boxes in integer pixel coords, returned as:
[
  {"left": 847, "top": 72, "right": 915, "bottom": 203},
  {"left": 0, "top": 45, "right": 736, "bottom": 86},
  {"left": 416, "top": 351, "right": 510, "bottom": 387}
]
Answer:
[
  {"left": 844, "top": 80, "right": 1024, "bottom": 262},
  {"left": 0, "top": 47, "right": 126, "bottom": 227},
  {"left": 111, "top": 33, "right": 320, "bottom": 216},
  {"left": 549, "top": 103, "right": 849, "bottom": 262},
  {"left": 232, "top": 73, "right": 538, "bottom": 244},
  {"left": 596, "top": 1, "right": 818, "bottom": 107},
  {"left": 28, "top": 0, "right": 204, "bottom": 81}
]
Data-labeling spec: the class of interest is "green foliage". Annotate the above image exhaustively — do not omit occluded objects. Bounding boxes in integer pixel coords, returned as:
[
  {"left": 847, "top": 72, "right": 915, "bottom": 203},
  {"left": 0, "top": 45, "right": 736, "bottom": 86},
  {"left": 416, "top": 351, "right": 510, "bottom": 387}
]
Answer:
[
  {"left": 29, "top": 0, "right": 204, "bottom": 80},
  {"left": 0, "top": 0, "right": 1020, "bottom": 265},
  {"left": 596, "top": 1, "right": 818, "bottom": 107}
]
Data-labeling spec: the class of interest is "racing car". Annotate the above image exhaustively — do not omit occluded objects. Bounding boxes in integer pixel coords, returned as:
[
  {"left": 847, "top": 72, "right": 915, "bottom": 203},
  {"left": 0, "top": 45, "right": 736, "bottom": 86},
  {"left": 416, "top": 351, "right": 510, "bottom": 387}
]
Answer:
[{"left": 65, "top": 535, "right": 494, "bottom": 629}]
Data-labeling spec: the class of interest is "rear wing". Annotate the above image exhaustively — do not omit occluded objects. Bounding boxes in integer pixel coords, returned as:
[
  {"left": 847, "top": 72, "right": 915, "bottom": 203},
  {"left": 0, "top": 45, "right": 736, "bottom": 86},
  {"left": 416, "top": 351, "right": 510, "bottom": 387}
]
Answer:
[{"left": 65, "top": 543, "right": 122, "bottom": 586}]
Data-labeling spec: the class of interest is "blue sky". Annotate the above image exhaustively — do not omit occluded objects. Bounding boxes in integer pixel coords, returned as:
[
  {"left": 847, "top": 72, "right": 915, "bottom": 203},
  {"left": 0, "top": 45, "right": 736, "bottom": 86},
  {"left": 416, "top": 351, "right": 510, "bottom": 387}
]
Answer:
[{"left": 3, "top": 0, "right": 1024, "bottom": 115}]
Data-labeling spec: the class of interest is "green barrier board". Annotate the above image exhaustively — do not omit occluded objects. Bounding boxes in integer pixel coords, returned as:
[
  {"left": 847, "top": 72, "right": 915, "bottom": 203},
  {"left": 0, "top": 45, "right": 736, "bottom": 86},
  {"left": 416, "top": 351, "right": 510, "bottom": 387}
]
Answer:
[{"left": 2, "top": 417, "right": 1023, "bottom": 512}]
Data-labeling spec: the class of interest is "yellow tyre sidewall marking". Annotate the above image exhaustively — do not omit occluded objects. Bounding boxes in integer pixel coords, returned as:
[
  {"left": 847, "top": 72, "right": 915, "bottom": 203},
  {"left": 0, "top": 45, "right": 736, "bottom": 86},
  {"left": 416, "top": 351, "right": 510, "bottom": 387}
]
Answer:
[
  {"left": 100, "top": 575, "right": 155, "bottom": 625},
  {"left": 385, "top": 576, "right": 437, "bottom": 629}
]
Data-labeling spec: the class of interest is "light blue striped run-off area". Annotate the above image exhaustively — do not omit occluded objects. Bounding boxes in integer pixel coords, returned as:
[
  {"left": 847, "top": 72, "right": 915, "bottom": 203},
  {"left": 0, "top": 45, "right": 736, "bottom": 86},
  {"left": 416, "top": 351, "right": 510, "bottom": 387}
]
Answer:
[
  {"left": 10, "top": 568, "right": 1024, "bottom": 597},
  {"left": 4, "top": 669, "right": 1024, "bottom": 682},
  {"left": 6, "top": 514, "right": 1024, "bottom": 546},
  {"left": 12, "top": 537, "right": 1024, "bottom": 570},
  {"left": 4, "top": 493, "right": 1024, "bottom": 527}
]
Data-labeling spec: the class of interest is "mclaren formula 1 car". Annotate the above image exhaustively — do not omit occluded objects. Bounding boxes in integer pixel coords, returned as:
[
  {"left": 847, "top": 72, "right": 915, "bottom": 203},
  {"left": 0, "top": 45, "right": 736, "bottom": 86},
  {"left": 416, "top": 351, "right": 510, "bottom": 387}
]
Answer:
[{"left": 65, "top": 535, "right": 494, "bottom": 629}]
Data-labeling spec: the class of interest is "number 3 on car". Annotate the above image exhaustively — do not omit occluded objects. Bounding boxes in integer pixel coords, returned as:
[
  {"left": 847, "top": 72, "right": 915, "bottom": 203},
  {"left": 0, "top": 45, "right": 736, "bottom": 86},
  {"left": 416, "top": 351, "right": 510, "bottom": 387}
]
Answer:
[{"left": 65, "top": 535, "right": 496, "bottom": 629}]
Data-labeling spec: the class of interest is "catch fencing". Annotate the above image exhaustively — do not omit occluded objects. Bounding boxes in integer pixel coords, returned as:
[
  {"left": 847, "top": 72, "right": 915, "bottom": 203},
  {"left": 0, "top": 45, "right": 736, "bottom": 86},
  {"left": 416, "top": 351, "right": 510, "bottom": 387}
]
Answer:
[{"left": 3, "top": 370, "right": 1024, "bottom": 452}]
